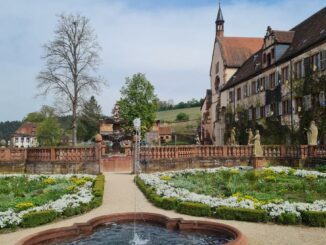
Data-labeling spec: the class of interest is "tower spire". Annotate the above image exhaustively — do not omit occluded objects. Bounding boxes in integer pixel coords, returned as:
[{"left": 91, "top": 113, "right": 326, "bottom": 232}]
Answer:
[{"left": 215, "top": 1, "right": 224, "bottom": 38}]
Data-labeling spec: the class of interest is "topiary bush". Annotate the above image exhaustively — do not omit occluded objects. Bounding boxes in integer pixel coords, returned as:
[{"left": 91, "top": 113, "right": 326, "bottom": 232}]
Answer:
[
  {"left": 301, "top": 211, "right": 326, "bottom": 227},
  {"left": 176, "top": 202, "right": 211, "bottom": 217},
  {"left": 214, "top": 207, "right": 268, "bottom": 222},
  {"left": 21, "top": 210, "right": 57, "bottom": 227}
]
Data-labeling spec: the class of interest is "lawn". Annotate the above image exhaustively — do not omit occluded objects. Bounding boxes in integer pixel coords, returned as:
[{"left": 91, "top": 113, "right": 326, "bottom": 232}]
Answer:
[
  {"left": 0, "top": 175, "right": 90, "bottom": 212},
  {"left": 170, "top": 169, "right": 326, "bottom": 203},
  {"left": 156, "top": 107, "right": 200, "bottom": 122},
  {"left": 0, "top": 174, "right": 104, "bottom": 230},
  {"left": 137, "top": 167, "right": 326, "bottom": 226}
]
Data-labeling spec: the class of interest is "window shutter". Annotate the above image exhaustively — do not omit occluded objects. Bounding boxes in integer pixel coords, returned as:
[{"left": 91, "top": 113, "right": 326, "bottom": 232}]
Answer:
[
  {"left": 256, "top": 107, "right": 261, "bottom": 119},
  {"left": 248, "top": 109, "right": 252, "bottom": 120},
  {"left": 265, "top": 104, "right": 270, "bottom": 117},
  {"left": 278, "top": 102, "right": 283, "bottom": 116},
  {"left": 303, "top": 95, "right": 312, "bottom": 111},
  {"left": 319, "top": 91, "right": 325, "bottom": 106},
  {"left": 265, "top": 76, "right": 269, "bottom": 90}
]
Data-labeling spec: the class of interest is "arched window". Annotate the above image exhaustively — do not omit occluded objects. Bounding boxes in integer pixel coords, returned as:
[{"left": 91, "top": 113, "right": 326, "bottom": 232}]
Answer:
[{"left": 215, "top": 76, "right": 220, "bottom": 93}]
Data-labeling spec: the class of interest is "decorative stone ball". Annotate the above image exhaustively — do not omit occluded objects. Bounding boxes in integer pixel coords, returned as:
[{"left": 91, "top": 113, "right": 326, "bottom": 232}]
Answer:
[
  {"left": 95, "top": 134, "right": 103, "bottom": 142},
  {"left": 0, "top": 139, "right": 6, "bottom": 147}
]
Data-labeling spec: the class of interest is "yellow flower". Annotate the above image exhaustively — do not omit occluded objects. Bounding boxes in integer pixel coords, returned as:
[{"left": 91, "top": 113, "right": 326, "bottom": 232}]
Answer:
[
  {"left": 15, "top": 202, "right": 34, "bottom": 211},
  {"left": 160, "top": 175, "right": 171, "bottom": 181},
  {"left": 43, "top": 178, "right": 56, "bottom": 185}
]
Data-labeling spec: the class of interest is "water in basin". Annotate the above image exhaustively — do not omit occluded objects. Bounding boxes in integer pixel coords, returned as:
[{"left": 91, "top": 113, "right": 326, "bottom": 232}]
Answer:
[{"left": 61, "top": 222, "right": 233, "bottom": 245}]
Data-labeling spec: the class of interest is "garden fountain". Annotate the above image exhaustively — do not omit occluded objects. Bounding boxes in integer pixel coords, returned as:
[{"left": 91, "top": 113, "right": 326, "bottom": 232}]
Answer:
[{"left": 16, "top": 118, "right": 247, "bottom": 245}]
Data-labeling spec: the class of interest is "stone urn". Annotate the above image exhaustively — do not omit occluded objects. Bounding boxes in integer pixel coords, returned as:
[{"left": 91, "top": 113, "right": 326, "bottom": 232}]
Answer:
[{"left": 95, "top": 134, "right": 103, "bottom": 143}]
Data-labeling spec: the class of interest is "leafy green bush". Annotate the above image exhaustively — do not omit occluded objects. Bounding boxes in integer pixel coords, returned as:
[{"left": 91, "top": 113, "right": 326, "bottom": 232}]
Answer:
[
  {"left": 176, "top": 202, "right": 211, "bottom": 217},
  {"left": 214, "top": 207, "right": 268, "bottom": 222},
  {"left": 301, "top": 211, "right": 326, "bottom": 227},
  {"left": 275, "top": 213, "right": 301, "bottom": 225},
  {"left": 21, "top": 210, "right": 57, "bottom": 227},
  {"left": 176, "top": 112, "right": 189, "bottom": 122}
]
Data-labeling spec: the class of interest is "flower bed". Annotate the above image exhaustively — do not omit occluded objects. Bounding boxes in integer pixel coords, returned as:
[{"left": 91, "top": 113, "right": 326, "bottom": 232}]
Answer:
[
  {"left": 137, "top": 166, "right": 326, "bottom": 226},
  {"left": 0, "top": 174, "right": 104, "bottom": 230}
]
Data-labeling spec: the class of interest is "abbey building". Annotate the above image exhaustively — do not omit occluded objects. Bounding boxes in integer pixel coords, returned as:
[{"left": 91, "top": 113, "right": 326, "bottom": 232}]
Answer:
[{"left": 201, "top": 5, "right": 326, "bottom": 145}]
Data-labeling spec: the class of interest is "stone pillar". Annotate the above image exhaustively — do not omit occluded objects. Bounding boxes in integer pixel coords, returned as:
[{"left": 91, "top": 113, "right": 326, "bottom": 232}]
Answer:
[
  {"left": 252, "top": 157, "right": 268, "bottom": 169},
  {"left": 95, "top": 134, "right": 103, "bottom": 173}
]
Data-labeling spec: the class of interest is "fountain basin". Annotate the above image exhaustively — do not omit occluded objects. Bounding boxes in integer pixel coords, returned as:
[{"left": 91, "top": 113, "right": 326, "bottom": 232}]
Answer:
[{"left": 16, "top": 212, "right": 248, "bottom": 245}]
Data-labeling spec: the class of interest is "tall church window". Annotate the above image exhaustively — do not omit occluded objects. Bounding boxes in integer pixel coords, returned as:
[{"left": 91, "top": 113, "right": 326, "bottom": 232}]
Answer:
[
  {"left": 215, "top": 62, "right": 219, "bottom": 74},
  {"left": 215, "top": 76, "right": 220, "bottom": 93}
]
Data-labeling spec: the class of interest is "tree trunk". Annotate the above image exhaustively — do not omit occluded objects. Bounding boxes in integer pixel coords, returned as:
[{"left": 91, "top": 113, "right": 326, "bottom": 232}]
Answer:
[{"left": 72, "top": 103, "right": 77, "bottom": 146}]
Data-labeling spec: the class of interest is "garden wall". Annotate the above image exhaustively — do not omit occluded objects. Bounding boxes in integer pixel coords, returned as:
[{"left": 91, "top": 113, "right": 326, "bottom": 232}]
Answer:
[
  {"left": 0, "top": 144, "right": 325, "bottom": 174},
  {"left": 140, "top": 157, "right": 251, "bottom": 173}
]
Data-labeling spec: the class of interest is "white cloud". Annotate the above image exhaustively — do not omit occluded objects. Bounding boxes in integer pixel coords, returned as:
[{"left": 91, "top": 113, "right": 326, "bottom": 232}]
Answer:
[{"left": 0, "top": 0, "right": 324, "bottom": 120}]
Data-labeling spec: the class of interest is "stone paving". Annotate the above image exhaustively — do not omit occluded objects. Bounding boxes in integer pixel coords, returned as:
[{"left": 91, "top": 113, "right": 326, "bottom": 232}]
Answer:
[{"left": 0, "top": 173, "right": 325, "bottom": 245}]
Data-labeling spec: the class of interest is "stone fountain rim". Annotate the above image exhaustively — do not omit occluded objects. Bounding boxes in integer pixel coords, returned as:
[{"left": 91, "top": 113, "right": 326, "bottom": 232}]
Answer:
[{"left": 15, "top": 212, "right": 248, "bottom": 245}]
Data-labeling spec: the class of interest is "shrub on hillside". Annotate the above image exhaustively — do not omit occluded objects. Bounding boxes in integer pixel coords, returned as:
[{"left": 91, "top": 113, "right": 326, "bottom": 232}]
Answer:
[{"left": 175, "top": 112, "right": 189, "bottom": 122}]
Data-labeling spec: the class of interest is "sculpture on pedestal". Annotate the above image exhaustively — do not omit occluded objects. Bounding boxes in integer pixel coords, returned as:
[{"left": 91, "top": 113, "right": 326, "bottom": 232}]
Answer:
[
  {"left": 246, "top": 128, "right": 254, "bottom": 145},
  {"left": 253, "top": 130, "right": 263, "bottom": 157},
  {"left": 229, "top": 127, "right": 236, "bottom": 145},
  {"left": 99, "top": 103, "right": 132, "bottom": 155},
  {"left": 307, "top": 120, "right": 318, "bottom": 145}
]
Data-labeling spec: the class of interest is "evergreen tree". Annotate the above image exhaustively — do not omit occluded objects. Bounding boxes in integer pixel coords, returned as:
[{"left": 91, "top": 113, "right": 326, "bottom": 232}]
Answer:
[{"left": 78, "top": 96, "right": 102, "bottom": 141}]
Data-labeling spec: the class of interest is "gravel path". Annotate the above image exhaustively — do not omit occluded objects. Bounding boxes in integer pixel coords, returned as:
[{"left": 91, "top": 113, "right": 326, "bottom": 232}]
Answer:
[{"left": 0, "top": 172, "right": 325, "bottom": 245}]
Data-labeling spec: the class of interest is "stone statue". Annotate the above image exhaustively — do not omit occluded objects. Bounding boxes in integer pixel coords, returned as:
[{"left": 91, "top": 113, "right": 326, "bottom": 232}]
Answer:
[
  {"left": 195, "top": 135, "right": 200, "bottom": 145},
  {"left": 113, "top": 104, "right": 120, "bottom": 120},
  {"left": 253, "top": 130, "right": 263, "bottom": 157},
  {"left": 230, "top": 127, "right": 236, "bottom": 145},
  {"left": 246, "top": 128, "right": 254, "bottom": 145},
  {"left": 0, "top": 139, "right": 6, "bottom": 148},
  {"left": 307, "top": 120, "right": 318, "bottom": 145}
]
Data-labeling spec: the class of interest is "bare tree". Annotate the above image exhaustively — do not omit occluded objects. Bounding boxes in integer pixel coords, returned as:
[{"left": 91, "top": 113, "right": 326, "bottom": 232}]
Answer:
[{"left": 37, "top": 13, "right": 105, "bottom": 145}]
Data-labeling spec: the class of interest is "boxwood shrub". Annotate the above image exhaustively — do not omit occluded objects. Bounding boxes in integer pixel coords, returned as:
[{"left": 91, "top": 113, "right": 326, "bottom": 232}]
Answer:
[
  {"left": 21, "top": 210, "right": 57, "bottom": 227},
  {"left": 275, "top": 212, "right": 301, "bottom": 225},
  {"left": 301, "top": 211, "right": 326, "bottom": 227},
  {"left": 176, "top": 202, "right": 211, "bottom": 217},
  {"left": 214, "top": 207, "right": 268, "bottom": 222}
]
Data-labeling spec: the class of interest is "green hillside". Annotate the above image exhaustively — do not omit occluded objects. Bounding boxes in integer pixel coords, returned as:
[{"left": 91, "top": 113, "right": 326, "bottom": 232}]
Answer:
[{"left": 156, "top": 107, "right": 200, "bottom": 122}]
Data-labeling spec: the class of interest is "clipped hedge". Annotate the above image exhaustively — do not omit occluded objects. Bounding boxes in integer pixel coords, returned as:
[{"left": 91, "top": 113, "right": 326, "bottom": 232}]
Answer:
[
  {"left": 214, "top": 207, "right": 268, "bottom": 222},
  {"left": 135, "top": 175, "right": 326, "bottom": 227},
  {"left": 93, "top": 174, "right": 105, "bottom": 198},
  {"left": 302, "top": 211, "right": 326, "bottom": 227},
  {"left": 177, "top": 202, "right": 211, "bottom": 217},
  {"left": 275, "top": 212, "right": 301, "bottom": 225},
  {"left": 21, "top": 210, "right": 57, "bottom": 228},
  {"left": 135, "top": 176, "right": 177, "bottom": 210}
]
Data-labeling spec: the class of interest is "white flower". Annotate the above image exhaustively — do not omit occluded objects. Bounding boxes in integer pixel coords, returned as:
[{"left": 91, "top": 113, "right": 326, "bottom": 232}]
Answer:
[
  {"left": 139, "top": 166, "right": 326, "bottom": 218},
  {"left": 0, "top": 174, "right": 96, "bottom": 229}
]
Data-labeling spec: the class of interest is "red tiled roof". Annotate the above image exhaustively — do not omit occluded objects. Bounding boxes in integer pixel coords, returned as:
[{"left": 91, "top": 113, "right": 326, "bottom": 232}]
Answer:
[
  {"left": 13, "top": 122, "right": 37, "bottom": 137},
  {"left": 219, "top": 37, "right": 263, "bottom": 67},
  {"left": 159, "top": 127, "right": 172, "bottom": 135}
]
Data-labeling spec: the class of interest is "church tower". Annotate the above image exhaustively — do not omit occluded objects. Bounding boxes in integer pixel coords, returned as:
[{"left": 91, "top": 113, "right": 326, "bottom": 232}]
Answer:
[{"left": 215, "top": 2, "right": 224, "bottom": 38}]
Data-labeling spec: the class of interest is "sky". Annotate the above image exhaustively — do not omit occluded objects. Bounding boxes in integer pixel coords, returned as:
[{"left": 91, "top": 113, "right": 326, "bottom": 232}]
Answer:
[{"left": 0, "top": 0, "right": 325, "bottom": 121}]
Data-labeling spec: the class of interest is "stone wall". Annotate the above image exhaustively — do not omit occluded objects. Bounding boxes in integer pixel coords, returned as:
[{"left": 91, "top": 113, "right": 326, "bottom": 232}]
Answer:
[
  {"left": 140, "top": 156, "right": 251, "bottom": 173},
  {"left": 0, "top": 161, "right": 25, "bottom": 173},
  {"left": 25, "top": 161, "right": 100, "bottom": 175}
]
